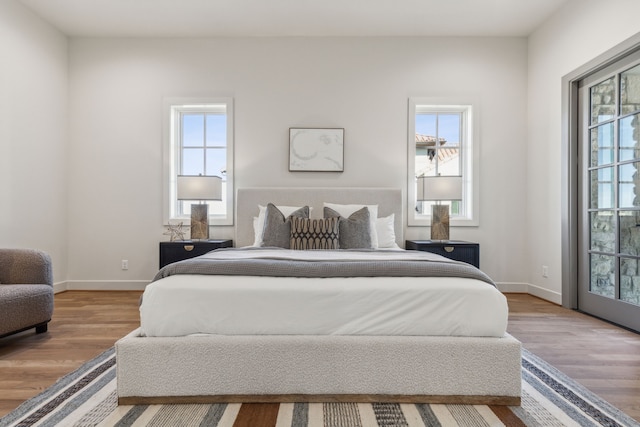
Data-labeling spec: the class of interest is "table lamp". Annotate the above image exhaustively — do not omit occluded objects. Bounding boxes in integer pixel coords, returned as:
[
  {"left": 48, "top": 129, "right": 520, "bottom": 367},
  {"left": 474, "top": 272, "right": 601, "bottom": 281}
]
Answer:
[
  {"left": 177, "top": 175, "right": 222, "bottom": 240},
  {"left": 416, "top": 175, "right": 462, "bottom": 241}
]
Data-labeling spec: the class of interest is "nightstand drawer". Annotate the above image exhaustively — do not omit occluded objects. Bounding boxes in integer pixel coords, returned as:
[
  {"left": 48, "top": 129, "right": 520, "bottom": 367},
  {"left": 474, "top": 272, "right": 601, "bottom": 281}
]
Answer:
[
  {"left": 405, "top": 240, "right": 480, "bottom": 268},
  {"left": 159, "top": 240, "right": 233, "bottom": 268}
]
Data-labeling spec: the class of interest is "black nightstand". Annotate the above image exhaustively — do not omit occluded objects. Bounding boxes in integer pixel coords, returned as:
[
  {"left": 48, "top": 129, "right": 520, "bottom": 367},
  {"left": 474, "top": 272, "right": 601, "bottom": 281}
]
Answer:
[
  {"left": 159, "top": 239, "right": 233, "bottom": 268},
  {"left": 405, "top": 240, "right": 480, "bottom": 268}
]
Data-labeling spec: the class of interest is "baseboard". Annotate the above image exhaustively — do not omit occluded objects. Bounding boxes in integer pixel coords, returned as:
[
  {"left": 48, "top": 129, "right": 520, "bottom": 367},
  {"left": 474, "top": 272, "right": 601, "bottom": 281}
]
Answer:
[
  {"left": 53, "top": 282, "right": 67, "bottom": 294},
  {"left": 525, "top": 283, "right": 562, "bottom": 305},
  {"left": 54, "top": 280, "right": 149, "bottom": 293},
  {"left": 495, "top": 282, "right": 528, "bottom": 293},
  {"left": 55, "top": 280, "right": 562, "bottom": 304},
  {"left": 496, "top": 282, "right": 562, "bottom": 305}
]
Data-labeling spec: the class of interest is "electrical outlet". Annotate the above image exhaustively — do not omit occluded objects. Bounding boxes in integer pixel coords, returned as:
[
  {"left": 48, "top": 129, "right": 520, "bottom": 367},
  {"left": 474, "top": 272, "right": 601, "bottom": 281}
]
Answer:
[
  {"left": 121, "top": 260, "right": 129, "bottom": 270},
  {"left": 542, "top": 265, "right": 548, "bottom": 278}
]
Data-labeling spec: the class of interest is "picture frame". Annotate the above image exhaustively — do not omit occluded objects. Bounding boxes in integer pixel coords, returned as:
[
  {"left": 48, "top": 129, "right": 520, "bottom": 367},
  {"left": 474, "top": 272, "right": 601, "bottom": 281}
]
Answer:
[{"left": 289, "top": 128, "right": 344, "bottom": 172}]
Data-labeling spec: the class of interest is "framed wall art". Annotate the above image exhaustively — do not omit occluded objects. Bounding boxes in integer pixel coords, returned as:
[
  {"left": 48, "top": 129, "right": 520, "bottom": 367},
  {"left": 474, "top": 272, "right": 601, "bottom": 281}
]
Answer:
[{"left": 289, "top": 128, "right": 344, "bottom": 172}]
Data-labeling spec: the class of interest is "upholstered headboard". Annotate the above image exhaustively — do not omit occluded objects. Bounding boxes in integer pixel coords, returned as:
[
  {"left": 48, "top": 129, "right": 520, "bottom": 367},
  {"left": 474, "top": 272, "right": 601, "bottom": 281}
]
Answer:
[{"left": 235, "top": 187, "right": 403, "bottom": 248}]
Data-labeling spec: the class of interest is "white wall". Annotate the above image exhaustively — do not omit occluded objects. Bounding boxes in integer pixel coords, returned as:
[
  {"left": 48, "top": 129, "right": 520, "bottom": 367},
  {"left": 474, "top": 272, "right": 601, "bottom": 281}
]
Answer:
[
  {"left": 527, "top": 0, "right": 640, "bottom": 303},
  {"left": 5, "top": 1, "right": 638, "bottom": 300},
  {"left": 0, "top": 0, "right": 69, "bottom": 283},
  {"left": 68, "top": 36, "right": 528, "bottom": 286}
]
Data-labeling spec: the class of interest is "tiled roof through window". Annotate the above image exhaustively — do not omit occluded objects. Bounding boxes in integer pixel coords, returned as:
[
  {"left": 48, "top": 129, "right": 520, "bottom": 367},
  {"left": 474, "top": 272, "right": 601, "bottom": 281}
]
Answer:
[{"left": 416, "top": 134, "right": 459, "bottom": 176}]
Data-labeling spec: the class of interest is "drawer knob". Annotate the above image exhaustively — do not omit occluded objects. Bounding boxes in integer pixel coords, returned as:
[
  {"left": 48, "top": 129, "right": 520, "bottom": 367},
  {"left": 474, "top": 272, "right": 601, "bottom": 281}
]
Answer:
[
  {"left": 444, "top": 246, "right": 455, "bottom": 253},
  {"left": 183, "top": 245, "right": 195, "bottom": 251}
]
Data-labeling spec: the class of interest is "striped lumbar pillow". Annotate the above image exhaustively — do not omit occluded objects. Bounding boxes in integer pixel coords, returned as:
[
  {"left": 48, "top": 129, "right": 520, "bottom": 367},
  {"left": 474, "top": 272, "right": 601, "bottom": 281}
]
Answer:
[{"left": 290, "top": 217, "right": 339, "bottom": 250}]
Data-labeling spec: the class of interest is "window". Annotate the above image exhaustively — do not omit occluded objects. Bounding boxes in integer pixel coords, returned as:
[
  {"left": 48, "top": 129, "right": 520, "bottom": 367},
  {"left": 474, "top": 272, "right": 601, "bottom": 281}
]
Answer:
[
  {"left": 163, "top": 98, "right": 234, "bottom": 226},
  {"left": 407, "top": 98, "right": 478, "bottom": 226},
  {"left": 578, "top": 57, "right": 640, "bottom": 320}
]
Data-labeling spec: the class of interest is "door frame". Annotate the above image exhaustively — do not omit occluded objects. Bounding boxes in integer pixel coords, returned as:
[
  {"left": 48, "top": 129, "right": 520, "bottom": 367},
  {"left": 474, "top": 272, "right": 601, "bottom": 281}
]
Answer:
[{"left": 562, "top": 33, "right": 640, "bottom": 310}]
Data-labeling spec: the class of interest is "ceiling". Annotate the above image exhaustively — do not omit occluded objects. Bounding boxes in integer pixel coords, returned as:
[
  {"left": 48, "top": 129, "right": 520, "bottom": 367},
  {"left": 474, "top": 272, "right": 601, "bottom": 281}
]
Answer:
[{"left": 19, "top": 0, "right": 571, "bottom": 38}]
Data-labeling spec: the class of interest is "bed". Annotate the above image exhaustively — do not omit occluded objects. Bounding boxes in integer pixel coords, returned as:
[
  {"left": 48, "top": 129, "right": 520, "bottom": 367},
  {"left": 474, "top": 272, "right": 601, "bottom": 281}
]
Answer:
[{"left": 116, "top": 187, "right": 521, "bottom": 405}]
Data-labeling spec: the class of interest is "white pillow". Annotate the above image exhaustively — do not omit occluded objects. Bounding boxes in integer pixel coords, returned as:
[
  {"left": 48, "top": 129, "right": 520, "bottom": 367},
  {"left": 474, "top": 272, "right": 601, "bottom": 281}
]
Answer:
[
  {"left": 323, "top": 203, "right": 379, "bottom": 248},
  {"left": 376, "top": 214, "right": 398, "bottom": 249},
  {"left": 253, "top": 205, "right": 310, "bottom": 247}
]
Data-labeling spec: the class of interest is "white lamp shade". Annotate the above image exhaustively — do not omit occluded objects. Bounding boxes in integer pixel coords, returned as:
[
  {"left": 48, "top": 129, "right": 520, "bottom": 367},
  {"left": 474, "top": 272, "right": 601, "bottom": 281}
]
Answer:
[
  {"left": 417, "top": 176, "right": 463, "bottom": 201},
  {"left": 176, "top": 175, "right": 222, "bottom": 201}
]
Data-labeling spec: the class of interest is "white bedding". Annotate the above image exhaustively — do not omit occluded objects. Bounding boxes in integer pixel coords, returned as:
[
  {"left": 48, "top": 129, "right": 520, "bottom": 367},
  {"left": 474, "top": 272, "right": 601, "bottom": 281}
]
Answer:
[{"left": 140, "top": 272, "right": 508, "bottom": 338}]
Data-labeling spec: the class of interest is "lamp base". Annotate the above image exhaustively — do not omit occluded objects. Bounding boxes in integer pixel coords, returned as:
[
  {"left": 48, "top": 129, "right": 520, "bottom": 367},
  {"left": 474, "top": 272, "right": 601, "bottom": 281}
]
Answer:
[
  {"left": 431, "top": 204, "right": 450, "bottom": 241},
  {"left": 190, "top": 204, "right": 209, "bottom": 240}
]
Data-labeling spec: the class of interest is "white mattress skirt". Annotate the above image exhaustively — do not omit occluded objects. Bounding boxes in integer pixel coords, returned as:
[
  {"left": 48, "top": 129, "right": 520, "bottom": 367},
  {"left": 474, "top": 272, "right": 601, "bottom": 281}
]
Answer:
[
  {"left": 140, "top": 275, "right": 508, "bottom": 337},
  {"left": 116, "top": 329, "right": 522, "bottom": 401}
]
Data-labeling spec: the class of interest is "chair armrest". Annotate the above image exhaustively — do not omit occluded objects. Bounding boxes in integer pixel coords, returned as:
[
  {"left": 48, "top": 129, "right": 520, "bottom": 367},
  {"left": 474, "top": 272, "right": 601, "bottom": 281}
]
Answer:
[{"left": 0, "top": 249, "right": 53, "bottom": 286}]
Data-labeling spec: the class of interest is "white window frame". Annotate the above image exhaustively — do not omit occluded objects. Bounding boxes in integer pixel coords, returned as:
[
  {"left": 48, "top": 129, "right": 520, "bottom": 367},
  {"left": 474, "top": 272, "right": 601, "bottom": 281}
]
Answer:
[
  {"left": 407, "top": 97, "right": 479, "bottom": 227},
  {"left": 163, "top": 97, "right": 234, "bottom": 226}
]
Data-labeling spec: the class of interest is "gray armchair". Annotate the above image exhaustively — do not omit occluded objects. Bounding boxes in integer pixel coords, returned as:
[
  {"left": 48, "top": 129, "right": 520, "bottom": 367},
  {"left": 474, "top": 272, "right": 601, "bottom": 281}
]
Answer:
[{"left": 0, "top": 249, "right": 54, "bottom": 338}]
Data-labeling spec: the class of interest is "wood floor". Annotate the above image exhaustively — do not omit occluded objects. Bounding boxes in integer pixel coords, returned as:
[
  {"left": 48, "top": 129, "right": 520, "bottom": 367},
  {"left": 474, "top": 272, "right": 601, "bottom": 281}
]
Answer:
[
  {"left": 0, "top": 291, "right": 142, "bottom": 418},
  {"left": 0, "top": 291, "right": 638, "bottom": 422}
]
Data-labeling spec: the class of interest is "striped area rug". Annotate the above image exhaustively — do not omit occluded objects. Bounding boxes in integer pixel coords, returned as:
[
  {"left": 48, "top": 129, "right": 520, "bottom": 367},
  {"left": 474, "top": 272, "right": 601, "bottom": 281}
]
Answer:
[{"left": 1, "top": 348, "right": 638, "bottom": 427}]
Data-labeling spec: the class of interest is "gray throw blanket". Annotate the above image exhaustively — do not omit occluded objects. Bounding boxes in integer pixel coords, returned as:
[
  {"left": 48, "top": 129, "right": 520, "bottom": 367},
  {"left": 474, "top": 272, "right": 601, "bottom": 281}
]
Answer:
[{"left": 153, "top": 247, "right": 496, "bottom": 287}]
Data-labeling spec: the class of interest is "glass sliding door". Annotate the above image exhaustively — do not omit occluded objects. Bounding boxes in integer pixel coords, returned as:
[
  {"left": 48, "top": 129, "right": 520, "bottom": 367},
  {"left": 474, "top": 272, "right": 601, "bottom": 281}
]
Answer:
[{"left": 578, "top": 54, "right": 640, "bottom": 332}]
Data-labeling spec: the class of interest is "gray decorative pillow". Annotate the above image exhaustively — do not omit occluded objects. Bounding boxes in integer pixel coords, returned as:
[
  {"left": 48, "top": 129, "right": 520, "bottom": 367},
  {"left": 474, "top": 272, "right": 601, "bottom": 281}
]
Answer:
[
  {"left": 262, "top": 203, "right": 309, "bottom": 248},
  {"left": 290, "top": 217, "right": 340, "bottom": 250},
  {"left": 324, "top": 207, "right": 372, "bottom": 249}
]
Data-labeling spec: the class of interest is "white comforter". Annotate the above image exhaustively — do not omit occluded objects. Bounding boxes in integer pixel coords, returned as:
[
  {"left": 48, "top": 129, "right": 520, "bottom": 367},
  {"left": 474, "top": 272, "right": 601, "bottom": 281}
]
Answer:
[
  {"left": 140, "top": 250, "right": 508, "bottom": 338},
  {"left": 140, "top": 275, "right": 508, "bottom": 337}
]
